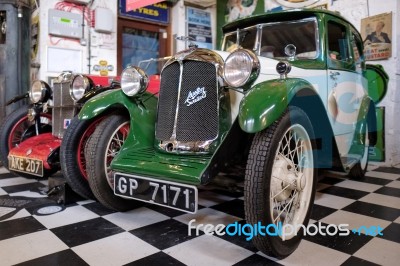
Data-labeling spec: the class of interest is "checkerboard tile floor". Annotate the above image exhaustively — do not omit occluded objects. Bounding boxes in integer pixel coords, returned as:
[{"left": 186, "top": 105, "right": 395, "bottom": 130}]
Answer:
[{"left": 0, "top": 165, "right": 399, "bottom": 266}]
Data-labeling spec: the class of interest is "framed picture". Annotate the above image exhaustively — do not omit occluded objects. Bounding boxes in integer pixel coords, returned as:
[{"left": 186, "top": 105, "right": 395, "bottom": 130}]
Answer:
[{"left": 361, "top": 12, "right": 392, "bottom": 60}]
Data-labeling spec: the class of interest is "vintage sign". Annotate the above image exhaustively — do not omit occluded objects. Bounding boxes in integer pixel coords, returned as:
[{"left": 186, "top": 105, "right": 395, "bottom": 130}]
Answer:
[
  {"left": 187, "top": 7, "right": 213, "bottom": 49},
  {"left": 120, "top": 0, "right": 169, "bottom": 24},
  {"left": 361, "top": 12, "right": 392, "bottom": 61},
  {"left": 125, "top": 0, "right": 164, "bottom": 11}
]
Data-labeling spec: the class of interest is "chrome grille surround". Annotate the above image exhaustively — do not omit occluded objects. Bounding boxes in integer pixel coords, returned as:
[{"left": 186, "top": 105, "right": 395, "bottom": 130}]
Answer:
[
  {"left": 52, "top": 80, "right": 76, "bottom": 138},
  {"left": 155, "top": 48, "right": 225, "bottom": 153}
]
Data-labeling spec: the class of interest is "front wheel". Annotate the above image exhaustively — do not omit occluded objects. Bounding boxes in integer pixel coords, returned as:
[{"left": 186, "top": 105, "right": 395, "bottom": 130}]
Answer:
[
  {"left": 85, "top": 114, "right": 139, "bottom": 211},
  {"left": 244, "top": 107, "right": 317, "bottom": 259},
  {"left": 0, "top": 106, "right": 51, "bottom": 168},
  {"left": 60, "top": 116, "right": 104, "bottom": 200}
]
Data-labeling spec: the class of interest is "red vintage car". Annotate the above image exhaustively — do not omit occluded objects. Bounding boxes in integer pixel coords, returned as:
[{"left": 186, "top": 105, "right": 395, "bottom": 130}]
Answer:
[{"left": 0, "top": 73, "right": 120, "bottom": 179}]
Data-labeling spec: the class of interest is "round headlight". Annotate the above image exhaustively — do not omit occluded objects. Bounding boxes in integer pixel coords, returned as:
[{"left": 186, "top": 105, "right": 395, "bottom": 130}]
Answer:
[
  {"left": 70, "top": 75, "right": 92, "bottom": 101},
  {"left": 30, "top": 80, "right": 51, "bottom": 103},
  {"left": 121, "top": 66, "right": 149, "bottom": 97},
  {"left": 224, "top": 49, "right": 259, "bottom": 88}
]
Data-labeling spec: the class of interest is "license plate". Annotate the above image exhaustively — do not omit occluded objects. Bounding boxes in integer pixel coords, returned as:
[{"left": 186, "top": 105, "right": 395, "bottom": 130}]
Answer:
[
  {"left": 8, "top": 155, "right": 44, "bottom": 177},
  {"left": 114, "top": 173, "right": 198, "bottom": 213}
]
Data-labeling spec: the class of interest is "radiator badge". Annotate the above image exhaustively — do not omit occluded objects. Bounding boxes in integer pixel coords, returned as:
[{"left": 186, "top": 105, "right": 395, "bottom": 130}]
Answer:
[
  {"left": 63, "top": 119, "right": 71, "bottom": 129},
  {"left": 185, "top": 87, "right": 207, "bottom": 106}
]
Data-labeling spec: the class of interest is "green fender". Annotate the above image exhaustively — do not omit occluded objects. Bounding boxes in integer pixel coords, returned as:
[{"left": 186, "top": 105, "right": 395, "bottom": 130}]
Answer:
[
  {"left": 351, "top": 95, "right": 376, "bottom": 149},
  {"left": 239, "top": 78, "right": 317, "bottom": 133},
  {"left": 78, "top": 89, "right": 132, "bottom": 120},
  {"left": 78, "top": 88, "right": 158, "bottom": 149}
]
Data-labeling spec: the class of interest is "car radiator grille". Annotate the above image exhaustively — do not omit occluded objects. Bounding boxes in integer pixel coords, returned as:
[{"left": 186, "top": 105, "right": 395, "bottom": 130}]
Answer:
[
  {"left": 156, "top": 60, "right": 219, "bottom": 142},
  {"left": 52, "top": 81, "right": 75, "bottom": 138}
]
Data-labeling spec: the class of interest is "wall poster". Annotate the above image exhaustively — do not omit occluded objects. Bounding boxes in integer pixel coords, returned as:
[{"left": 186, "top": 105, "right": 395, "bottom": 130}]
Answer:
[
  {"left": 361, "top": 12, "right": 392, "bottom": 61},
  {"left": 186, "top": 6, "right": 213, "bottom": 49}
]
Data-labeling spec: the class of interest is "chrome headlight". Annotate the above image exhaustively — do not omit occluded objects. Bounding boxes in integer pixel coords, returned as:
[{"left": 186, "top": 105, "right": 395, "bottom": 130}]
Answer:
[
  {"left": 223, "top": 49, "right": 260, "bottom": 88},
  {"left": 121, "top": 66, "right": 149, "bottom": 97},
  {"left": 70, "top": 75, "right": 92, "bottom": 101},
  {"left": 30, "top": 80, "right": 51, "bottom": 104}
]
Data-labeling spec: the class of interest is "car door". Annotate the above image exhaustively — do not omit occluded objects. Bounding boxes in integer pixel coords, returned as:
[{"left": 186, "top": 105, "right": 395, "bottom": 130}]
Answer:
[{"left": 326, "top": 19, "right": 366, "bottom": 162}]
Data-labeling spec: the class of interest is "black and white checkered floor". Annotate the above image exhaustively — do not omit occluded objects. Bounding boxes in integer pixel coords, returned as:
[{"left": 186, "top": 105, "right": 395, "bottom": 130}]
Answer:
[{"left": 0, "top": 165, "right": 399, "bottom": 266}]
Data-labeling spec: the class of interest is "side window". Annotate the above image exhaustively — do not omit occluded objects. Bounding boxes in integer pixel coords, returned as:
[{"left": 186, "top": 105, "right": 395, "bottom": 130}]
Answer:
[{"left": 327, "top": 22, "right": 350, "bottom": 62}]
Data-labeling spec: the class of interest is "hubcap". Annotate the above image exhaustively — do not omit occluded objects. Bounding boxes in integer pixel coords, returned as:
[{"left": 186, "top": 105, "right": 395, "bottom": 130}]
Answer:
[{"left": 269, "top": 124, "right": 313, "bottom": 240}]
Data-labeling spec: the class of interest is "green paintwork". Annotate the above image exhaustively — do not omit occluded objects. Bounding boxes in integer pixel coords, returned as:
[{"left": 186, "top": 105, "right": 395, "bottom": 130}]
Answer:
[
  {"left": 239, "top": 78, "right": 316, "bottom": 133},
  {"left": 347, "top": 95, "right": 372, "bottom": 159},
  {"left": 110, "top": 90, "right": 233, "bottom": 185},
  {"left": 364, "top": 64, "right": 389, "bottom": 104},
  {"left": 81, "top": 9, "right": 387, "bottom": 186},
  {"left": 76, "top": 87, "right": 206, "bottom": 182},
  {"left": 78, "top": 88, "right": 159, "bottom": 149},
  {"left": 369, "top": 107, "right": 385, "bottom": 161},
  {"left": 111, "top": 147, "right": 212, "bottom": 185},
  {"left": 78, "top": 89, "right": 127, "bottom": 120}
]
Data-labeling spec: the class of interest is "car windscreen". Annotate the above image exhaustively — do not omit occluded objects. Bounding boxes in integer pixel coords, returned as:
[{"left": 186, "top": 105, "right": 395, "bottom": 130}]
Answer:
[{"left": 223, "top": 18, "right": 318, "bottom": 59}]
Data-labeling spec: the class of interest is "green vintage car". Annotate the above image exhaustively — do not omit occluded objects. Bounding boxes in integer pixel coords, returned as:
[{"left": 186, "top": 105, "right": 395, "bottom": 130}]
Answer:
[{"left": 79, "top": 9, "right": 388, "bottom": 258}]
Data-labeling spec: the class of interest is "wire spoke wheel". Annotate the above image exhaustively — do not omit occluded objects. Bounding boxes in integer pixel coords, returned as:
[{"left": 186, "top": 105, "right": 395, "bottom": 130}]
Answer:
[
  {"left": 86, "top": 114, "right": 139, "bottom": 211},
  {"left": 8, "top": 113, "right": 51, "bottom": 149},
  {"left": 270, "top": 124, "right": 313, "bottom": 240},
  {"left": 104, "top": 122, "right": 130, "bottom": 189},
  {"left": 244, "top": 107, "right": 317, "bottom": 258},
  {"left": 1, "top": 106, "right": 51, "bottom": 168}
]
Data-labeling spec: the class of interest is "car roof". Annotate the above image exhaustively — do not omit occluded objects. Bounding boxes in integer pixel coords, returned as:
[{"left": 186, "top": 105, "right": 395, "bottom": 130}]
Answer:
[{"left": 222, "top": 8, "right": 356, "bottom": 34}]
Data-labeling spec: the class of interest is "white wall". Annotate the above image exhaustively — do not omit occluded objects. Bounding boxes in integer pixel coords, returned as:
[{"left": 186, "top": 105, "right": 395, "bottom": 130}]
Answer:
[
  {"left": 331, "top": 0, "right": 400, "bottom": 166},
  {"left": 37, "top": 0, "right": 117, "bottom": 81}
]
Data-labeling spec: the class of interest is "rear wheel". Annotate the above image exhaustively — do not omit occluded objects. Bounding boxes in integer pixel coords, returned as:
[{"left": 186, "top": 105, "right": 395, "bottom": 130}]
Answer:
[
  {"left": 245, "top": 107, "right": 317, "bottom": 258},
  {"left": 60, "top": 116, "right": 104, "bottom": 199},
  {"left": 0, "top": 106, "right": 51, "bottom": 168},
  {"left": 86, "top": 114, "right": 138, "bottom": 211}
]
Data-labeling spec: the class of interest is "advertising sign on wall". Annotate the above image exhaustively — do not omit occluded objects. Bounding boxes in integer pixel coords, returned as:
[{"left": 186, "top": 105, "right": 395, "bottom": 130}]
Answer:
[
  {"left": 361, "top": 12, "right": 392, "bottom": 61},
  {"left": 120, "top": 0, "right": 169, "bottom": 24},
  {"left": 186, "top": 7, "right": 213, "bottom": 49}
]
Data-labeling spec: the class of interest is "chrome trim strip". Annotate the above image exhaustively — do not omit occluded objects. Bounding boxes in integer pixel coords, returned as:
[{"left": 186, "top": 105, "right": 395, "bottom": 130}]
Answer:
[{"left": 171, "top": 61, "right": 184, "bottom": 140}]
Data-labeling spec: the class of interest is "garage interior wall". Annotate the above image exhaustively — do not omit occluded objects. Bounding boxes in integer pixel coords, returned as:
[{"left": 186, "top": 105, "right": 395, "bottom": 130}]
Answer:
[{"left": 36, "top": 0, "right": 118, "bottom": 81}]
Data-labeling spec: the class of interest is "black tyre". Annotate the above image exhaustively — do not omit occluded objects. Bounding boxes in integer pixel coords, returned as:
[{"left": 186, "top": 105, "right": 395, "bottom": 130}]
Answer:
[
  {"left": 60, "top": 116, "right": 104, "bottom": 199},
  {"left": 245, "top": 106, "right": 317, "bottom": 259},
  {"left": 85, "top": 114, "right": 139, "bottom": 211},
  {"left": 349, "top": 125, "right": 369, "bottom": 178},
  {"left": 0, "top": 106, "right": 51, "bottom": 168}
]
